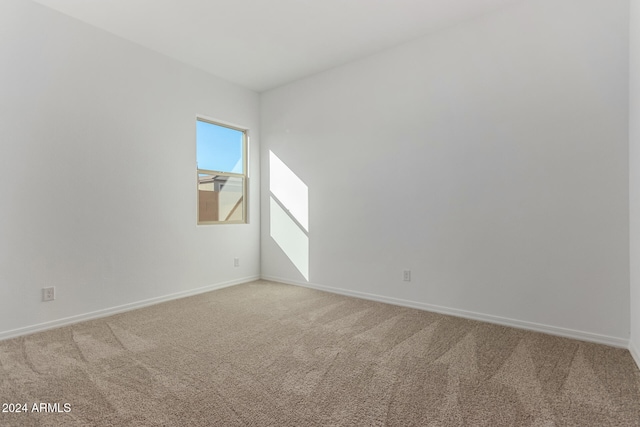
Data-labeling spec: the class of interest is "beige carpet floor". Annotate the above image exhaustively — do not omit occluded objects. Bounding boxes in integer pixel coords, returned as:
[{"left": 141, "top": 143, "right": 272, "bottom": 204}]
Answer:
[{"left": 0, "top": 280, "right": 639, "bottom": 426}]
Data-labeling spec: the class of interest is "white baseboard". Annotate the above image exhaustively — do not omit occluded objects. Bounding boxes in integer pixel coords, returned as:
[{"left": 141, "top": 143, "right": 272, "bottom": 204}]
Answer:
[
  {"left": 0, "top": 276, "right": 260, "bottom": 342},
  {"left": 630, "top": 340, "right": 640, "bottom": 371},
  {"left": 261, "top": 275, "right": 629, "bottom": 349},
  {"left": 5, "top": 274, "right": 630, "bottom": 351}
]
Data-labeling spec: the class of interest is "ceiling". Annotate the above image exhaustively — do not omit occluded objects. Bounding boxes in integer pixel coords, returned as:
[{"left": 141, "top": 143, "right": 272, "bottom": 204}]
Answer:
[{"left": 33, "top": 0, "right": 523, "bottom": 92}]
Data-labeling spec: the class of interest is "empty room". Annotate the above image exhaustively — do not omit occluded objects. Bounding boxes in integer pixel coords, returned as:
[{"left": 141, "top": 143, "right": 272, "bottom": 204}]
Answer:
[{"left": 2, "top": 0, "right": 640, "bottom": 425}]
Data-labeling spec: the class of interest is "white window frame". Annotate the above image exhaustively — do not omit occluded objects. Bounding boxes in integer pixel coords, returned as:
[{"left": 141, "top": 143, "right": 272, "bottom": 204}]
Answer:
[{"left": 196, "top": 117, "right": 248, "bottom": 225}]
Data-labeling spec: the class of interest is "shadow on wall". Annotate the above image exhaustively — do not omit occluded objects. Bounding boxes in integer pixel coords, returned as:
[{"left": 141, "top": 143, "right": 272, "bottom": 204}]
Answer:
[{"left": 269, "top": 151, "right": 309, "bottom": 281}]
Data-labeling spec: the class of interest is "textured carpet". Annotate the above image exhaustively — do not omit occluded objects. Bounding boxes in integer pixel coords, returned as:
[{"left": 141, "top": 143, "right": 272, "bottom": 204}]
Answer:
[{"left": 0, "top": 280, "right": 639, "bottom": 426}]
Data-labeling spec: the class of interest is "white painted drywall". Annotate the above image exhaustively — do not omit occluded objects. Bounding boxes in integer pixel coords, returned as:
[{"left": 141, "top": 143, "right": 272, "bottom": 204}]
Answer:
[
  {"left": 0, "top": 0, "right": 260, "bottom": 338},
  {"left": 630, "top": 0, "right": 640, "bottom": 366},
  {"left": 261, "top": 0, "right": 630, "bottom": 342}
]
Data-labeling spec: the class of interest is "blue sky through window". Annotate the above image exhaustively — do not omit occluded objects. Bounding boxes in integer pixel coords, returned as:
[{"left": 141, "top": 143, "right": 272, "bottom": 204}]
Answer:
[{"left": 196, "top": 120, "right": 244, "bottom": 173}]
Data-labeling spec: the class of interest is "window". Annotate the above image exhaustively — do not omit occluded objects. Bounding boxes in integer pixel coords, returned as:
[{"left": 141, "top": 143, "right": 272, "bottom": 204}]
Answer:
[{"left": 196, "top": 118, "right": 247, "bottom": 224}]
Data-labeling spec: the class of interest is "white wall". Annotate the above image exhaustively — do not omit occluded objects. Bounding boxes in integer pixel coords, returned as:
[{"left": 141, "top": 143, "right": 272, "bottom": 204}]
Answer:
[
  {"left": 630, "top": 0, "right": 640, "bottom": 365},
  {"left": 261, "top": 0, "right": 630, "bottom": 344},
  {"left": 0, "top": 0, "right": 260, "bottom": 338}
]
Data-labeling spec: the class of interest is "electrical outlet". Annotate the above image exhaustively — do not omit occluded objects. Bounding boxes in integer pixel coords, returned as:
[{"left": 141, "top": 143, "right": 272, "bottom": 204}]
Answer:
[
  {"left": 234, "top": 257, "right": 240, "bottom": 267},
  {"left": 403, "top": 270, "right": 411, "bottom": 282},
  {"left": 42, "top": 286, "right": 55, "bottom": 302}
]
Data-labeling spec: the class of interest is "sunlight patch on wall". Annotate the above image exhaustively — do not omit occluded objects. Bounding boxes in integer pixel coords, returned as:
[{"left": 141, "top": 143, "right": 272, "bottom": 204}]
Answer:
[
  {"left": 269, "top": 151, "right": 309, "bottom": 281},
  {"left": 270, "top": 197, "right": 309, "bottom": 280},
  {"left": 270, "top": 151, "right": 309, "bottom": 231}
]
